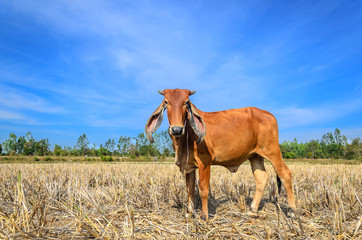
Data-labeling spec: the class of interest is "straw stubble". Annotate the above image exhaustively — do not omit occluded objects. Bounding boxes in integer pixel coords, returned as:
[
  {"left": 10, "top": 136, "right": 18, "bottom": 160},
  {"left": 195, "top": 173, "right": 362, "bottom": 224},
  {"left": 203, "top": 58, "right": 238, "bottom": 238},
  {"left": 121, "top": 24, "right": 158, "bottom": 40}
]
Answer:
[{"left": 0, "top": 163, "right": 361, "bottom": 239}]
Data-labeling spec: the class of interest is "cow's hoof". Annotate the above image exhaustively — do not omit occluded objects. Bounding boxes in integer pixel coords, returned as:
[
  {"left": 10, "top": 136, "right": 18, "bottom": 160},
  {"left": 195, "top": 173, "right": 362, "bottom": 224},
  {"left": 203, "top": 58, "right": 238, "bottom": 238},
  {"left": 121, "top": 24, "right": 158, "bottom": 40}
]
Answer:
[
  {"left": 246, "top": 210, "right": 259, "bottom": 217},
  {"left": 200, "top": 214, "right": 208, "bottom": 221},
  {"left": 288, "top": 209, "right": 296, "bottom": 219}
]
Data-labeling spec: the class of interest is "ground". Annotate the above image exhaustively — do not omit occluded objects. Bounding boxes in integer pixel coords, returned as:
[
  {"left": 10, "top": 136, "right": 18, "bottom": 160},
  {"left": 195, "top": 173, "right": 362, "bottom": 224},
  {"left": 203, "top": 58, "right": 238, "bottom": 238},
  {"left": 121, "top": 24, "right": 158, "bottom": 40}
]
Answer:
[{"left": 0, "top": 162, "right": 361, "bottom": 239}]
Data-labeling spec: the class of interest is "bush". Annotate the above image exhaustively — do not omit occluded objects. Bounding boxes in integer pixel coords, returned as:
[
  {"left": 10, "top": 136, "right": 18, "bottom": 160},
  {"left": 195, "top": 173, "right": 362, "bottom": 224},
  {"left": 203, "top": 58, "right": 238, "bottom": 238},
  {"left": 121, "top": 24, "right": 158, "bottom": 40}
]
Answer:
[
  {"left": 306, "top": 152, "right": 314, "bottom": 159},
  {"left": 285, "top": 152, "right": 297, "bottom": 159},
  {"left": 45, "top": 156, "right": 52, "bottom": 161},
  {"left": 138, "top": 155, "right": 151, "bottom": 162},
  {"left": 33, "top": 157, "right": 40, "bottom": 161},
  {"left": 100, "top": 155, "right": 113, "bottom": 162}
]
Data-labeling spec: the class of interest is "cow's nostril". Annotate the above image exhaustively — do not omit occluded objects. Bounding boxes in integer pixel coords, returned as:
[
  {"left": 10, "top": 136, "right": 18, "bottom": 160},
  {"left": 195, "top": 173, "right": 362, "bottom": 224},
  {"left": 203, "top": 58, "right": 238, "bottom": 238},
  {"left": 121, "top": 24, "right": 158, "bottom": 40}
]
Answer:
[{"left": 171, "top": 126, "right": 183, "bottom": 135}]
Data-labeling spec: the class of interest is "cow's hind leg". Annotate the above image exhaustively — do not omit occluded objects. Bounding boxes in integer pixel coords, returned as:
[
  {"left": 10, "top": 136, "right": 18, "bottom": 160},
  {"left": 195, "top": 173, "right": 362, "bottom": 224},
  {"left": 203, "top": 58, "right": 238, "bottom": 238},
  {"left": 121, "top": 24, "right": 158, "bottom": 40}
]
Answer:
[
  {"left": 249, "top": 156, "right": 269, "bottom": 214},
  {"left": 265, "top": 149, "right": 296, "bottom": 212}
]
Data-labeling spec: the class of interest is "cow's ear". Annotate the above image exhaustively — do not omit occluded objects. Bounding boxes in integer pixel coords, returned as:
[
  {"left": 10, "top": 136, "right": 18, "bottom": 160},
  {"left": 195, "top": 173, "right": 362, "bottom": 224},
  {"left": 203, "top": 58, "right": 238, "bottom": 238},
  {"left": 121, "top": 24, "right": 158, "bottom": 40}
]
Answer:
[
  {"left": 188, "top": 103, "right": 206, "bottom": 144},
  {"left": 145, "top": 102, "right": 166, "bottom": 143}
]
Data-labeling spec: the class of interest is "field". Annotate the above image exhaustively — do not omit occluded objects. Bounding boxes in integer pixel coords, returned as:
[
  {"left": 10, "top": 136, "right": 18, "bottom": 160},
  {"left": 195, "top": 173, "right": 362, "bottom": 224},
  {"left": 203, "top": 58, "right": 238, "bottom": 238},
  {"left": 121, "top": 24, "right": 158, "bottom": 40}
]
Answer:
[{"left": 0, "top": 162, "right": 361, "bottom": 239}]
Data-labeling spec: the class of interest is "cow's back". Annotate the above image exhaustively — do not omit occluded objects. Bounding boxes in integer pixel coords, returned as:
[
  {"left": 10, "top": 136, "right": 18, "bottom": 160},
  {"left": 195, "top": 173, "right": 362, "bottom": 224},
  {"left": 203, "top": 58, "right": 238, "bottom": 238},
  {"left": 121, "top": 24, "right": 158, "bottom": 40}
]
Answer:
[{"left": 200, "top": 107, "right": 279, "bottom": 167}]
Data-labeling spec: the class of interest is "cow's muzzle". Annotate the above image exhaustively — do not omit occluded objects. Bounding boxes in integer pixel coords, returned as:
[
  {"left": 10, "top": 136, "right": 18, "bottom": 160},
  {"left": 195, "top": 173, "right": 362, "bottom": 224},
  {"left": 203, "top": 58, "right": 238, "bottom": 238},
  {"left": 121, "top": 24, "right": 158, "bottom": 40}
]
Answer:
[{"left": 170, "top": 126, "right": 184, "bottom": 137}]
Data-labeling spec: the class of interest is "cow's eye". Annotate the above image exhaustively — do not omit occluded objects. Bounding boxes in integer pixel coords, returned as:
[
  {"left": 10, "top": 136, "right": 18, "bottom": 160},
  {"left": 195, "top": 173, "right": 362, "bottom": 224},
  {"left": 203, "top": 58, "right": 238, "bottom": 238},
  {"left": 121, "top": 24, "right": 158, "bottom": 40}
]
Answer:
[
  {"left": 164, "top": 100, "right": 168, "bottom": 105},
  {"left": 185, "top": 100, "right": 190, "bottom": 106}
]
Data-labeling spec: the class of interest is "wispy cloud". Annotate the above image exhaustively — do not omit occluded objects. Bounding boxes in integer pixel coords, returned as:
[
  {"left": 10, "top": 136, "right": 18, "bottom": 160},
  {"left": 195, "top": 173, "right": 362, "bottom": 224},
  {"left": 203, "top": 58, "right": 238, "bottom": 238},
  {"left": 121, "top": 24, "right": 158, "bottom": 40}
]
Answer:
[
  {"left": 0, "top": 83, "right": 65, "bottom": 114},
  {"left": 276, "top": 95, "right": 362, "bottom": 129},
  {"left": 0, "top": 110, "right": 26, "bottom": 121},
  {"left": 0, "top": 110, "right": 39, "bottom": 125}
]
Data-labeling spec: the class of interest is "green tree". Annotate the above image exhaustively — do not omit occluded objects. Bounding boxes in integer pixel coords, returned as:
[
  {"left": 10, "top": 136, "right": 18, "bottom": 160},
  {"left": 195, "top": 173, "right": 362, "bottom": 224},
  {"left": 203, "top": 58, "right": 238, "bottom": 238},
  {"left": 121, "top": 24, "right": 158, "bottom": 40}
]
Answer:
[
  {"left": 105, "top": 138, "right": 116, "bottom": 155},
  {"left": 77, "top": 134, "right": 90, "bottom": 156},
  {"left": 35, "top": 138, "right": 50, "bottom": 156},
  {"left": 321, "top": 129, "right": 346, "bottom": 158},
  {"left": 17, "top": 136, "right": 26, "bottom": 155},
  {"left": 117, "top": 136, "right": 131, "bottom": 156},
  {"left": 70, "top": 145, "right": 80, "bottom": 156},
  {"left": 3, "top": 133, "right": 17, "bottom": 155},
  {"left": 90, "top": 143, "right": 97, "bottom": 156},
  {"left": 347, "top": 137, "right": 361, "bottom": 160},
  {"left": 290, "top": 138, "right": 304, "bottom": 158},
  {"left": 285, "top": 151, "right": 297, "bottom": 159},
  {"left": 280, "top": 140, "right": 291, "bottom": 158},
  {"left": 128, "top": 142, "right": 137, "bottom": 157},
  {"left": 64, "top": 146, "right": 71, "bottom": 156},
  {"left": 280, "top": 140, "right": 301, "bottom": 159},
  {"left": 23, "top": 132, "right": 36, "bottom": 155},
  {"left": 157, "top": 130, "right": 174, "bottom": 157},
  {"left": 353, "top": 137, "right": 361, "bottom": 159},
  {"left": 54, "top": 144, "right": 63, "bottom": 156},
  {"left": 305, "top": 140, "right": 320, "bottom": 159},
  {"left": 135, "top": 132, "right": 160, "bottom": 157},
  {"left": 98, "top": 143, "right": 111, "bottom": 156},
  {"left": 333, "top": 128, "right": 344, "bottom": 158}
]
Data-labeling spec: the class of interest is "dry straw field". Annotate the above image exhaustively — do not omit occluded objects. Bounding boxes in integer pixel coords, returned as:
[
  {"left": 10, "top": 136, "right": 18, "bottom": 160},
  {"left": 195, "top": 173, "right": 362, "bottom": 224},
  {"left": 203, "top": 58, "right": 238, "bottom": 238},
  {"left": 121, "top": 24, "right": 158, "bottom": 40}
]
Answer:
[{"left": 0, "top": 162, "right": 361, "bottom": 239}]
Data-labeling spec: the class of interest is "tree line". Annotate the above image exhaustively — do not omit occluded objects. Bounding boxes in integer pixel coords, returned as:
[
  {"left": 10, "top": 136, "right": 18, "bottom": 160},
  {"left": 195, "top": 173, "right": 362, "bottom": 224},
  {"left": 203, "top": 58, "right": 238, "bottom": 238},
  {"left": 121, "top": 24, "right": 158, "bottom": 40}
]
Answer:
[
  {"left": 0, "top": 131, "right": 174, "bottom": 158},
  {"left": 0, "top": 128, "right": 360, "bottom": 160},
  {"left": 280, "top": 129, "right": 361, "bottom": 160}
]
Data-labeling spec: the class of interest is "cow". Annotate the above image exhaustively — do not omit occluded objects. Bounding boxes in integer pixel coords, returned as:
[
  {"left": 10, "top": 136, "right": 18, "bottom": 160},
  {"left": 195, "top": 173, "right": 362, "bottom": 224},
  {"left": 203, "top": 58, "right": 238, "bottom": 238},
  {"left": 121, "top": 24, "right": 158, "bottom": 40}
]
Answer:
[{"left": 145, "top": 88, "right": 296, "bottom": 220}]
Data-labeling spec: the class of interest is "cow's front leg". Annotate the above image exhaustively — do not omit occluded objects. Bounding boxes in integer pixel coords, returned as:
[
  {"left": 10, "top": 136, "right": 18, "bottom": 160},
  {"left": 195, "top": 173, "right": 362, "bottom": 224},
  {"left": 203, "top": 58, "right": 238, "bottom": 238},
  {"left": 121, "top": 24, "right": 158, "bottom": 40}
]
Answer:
[
  {"left": 198, "top": 165, "right": 210, "bottom": 220},
  {"left": 185, "top": 170, "right": 195, "bottom": 217}
]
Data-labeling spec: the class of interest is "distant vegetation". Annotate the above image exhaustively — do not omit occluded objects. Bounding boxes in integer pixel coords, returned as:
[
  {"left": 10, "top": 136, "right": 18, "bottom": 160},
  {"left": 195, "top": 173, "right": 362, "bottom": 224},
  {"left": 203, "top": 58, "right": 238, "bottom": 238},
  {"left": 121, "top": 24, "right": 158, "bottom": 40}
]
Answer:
[
  {"left": 0, "top": 131, "right": 173, "bottom": 159},
  {"left": 0, "top": 128, "right": 360, "bottom": 160},
  {"left": 280, "top": 129, "right": 361, "bottom": 160}
]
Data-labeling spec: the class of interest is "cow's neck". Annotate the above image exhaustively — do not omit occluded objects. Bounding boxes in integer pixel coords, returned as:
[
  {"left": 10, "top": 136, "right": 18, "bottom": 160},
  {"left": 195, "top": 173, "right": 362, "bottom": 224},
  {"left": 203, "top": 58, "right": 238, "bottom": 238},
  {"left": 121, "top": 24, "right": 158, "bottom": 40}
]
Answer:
[{"left": 174, "top": 120, "right": 197, "bottom": 174}]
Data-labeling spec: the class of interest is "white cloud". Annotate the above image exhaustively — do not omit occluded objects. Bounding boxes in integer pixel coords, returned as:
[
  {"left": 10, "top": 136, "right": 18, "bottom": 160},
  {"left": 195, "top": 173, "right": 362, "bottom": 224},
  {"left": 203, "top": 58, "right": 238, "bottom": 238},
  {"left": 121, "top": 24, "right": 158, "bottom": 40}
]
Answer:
[
  {"left": 277, "top": 107, "right": 331, "bottom": 128},
  {"left": 0, "top": 110, "right": 26, "bottom": 120},
  {"left": 0, "top": 84, "right": 65, "bottom": 114},
  {"left": 114, "top": 49, "right": 134, "bottom": 70},
  {"left": 276, "top": 96, "right": 362, "bottom": 129},
  {"left": 342, "top": 128, "right": 362, "bottom": 140},
  {"left": 0, "top": 110, "right": 40, "bottom": 125}
]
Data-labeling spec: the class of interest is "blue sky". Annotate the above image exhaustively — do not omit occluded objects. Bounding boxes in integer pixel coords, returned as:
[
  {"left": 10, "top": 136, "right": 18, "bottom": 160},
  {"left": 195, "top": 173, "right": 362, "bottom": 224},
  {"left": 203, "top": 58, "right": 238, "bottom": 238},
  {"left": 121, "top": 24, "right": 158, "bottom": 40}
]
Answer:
[{"left": 0, "top": 0, "right": 361, "bottom": 147}]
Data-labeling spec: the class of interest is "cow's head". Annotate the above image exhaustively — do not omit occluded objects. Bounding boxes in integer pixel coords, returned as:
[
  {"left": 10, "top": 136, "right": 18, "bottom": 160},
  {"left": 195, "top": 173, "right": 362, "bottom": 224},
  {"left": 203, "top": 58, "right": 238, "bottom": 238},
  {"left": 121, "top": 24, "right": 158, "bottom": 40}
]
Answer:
[{"left": 145, "top": 88, "right": 206, "bottom": 144}]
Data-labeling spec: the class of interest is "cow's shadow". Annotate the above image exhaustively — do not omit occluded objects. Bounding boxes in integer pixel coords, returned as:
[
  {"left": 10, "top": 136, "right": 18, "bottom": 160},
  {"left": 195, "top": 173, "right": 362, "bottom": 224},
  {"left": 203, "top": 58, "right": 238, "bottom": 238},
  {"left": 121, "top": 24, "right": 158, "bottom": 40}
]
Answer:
[
  {"left": 173, "top": 183, "right": 291, "bottom": 219},
  {"left": 193, "top": 186, "right": 259, "bottom": 217},
  {"left": 192, "top": 186, "right": 290, "bottom": 218}
]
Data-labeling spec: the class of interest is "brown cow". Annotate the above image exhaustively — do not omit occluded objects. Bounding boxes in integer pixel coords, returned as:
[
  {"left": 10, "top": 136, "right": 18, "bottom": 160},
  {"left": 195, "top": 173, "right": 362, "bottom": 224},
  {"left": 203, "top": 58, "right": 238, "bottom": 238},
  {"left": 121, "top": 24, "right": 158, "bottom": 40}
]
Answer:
[{"left": 145, "top": 88, "right": 296, "bottom": 220}]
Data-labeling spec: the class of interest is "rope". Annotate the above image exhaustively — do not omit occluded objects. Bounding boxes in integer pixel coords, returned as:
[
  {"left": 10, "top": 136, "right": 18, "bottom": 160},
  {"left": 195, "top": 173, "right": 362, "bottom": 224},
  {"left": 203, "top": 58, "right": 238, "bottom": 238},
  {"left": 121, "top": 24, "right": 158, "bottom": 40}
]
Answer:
[{"left": 184, "top": 118, "right": 189, "bottom": 165}]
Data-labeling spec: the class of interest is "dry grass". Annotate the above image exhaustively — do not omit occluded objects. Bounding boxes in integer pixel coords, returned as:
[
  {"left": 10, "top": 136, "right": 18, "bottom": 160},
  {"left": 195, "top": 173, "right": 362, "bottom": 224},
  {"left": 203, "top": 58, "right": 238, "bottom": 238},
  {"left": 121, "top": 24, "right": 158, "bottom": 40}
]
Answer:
[{"left": 0, "top": 163, "right": 361, "bottom": 239}]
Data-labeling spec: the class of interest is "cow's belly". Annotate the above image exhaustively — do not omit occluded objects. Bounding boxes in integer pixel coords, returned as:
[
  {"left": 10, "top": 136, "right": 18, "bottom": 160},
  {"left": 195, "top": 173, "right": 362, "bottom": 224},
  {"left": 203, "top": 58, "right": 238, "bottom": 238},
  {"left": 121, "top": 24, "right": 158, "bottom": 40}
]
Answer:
[
  {"left": 212, "top": 154, "right": 250, "bottom": 173},
  {"left": 224, "top": 164, "right": 242, "bottom": 173}
]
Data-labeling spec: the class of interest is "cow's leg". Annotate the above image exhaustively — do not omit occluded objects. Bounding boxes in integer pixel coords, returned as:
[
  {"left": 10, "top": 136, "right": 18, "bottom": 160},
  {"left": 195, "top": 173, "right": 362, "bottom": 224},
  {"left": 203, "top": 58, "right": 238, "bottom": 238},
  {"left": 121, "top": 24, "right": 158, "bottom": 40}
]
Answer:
[
  {"left": 266, "top": 150, "right": 296, "bottom": 211},
  {"left": 185, "top": 170, "right": 195, "bottom": 216},
  {"left": 249, "top": 156, "right": 269, "bottom": 214},
  {"left": 198, "top": 165, "right": 210, "bottom": 220}
]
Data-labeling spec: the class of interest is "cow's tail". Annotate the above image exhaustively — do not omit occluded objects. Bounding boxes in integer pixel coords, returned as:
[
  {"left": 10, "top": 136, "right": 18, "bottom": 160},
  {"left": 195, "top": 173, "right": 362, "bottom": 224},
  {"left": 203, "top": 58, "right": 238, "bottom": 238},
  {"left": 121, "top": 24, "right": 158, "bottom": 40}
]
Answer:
[{"left": 277, "top": 175, "right": 282, "bottom": 195}]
